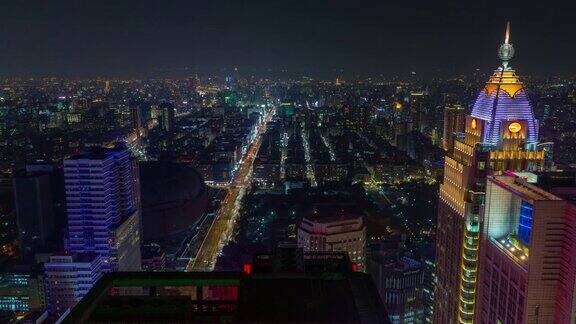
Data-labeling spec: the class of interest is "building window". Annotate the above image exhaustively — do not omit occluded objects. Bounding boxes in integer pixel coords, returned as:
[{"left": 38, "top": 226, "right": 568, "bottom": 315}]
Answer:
[{"left": 517, "top": 201, "right": 533, "bottom": 246}]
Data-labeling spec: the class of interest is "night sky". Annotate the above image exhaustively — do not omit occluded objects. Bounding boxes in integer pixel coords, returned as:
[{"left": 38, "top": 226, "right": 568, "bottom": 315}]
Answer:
[{"left": 0, "top": 0, "right": 574, "bottom": 78}]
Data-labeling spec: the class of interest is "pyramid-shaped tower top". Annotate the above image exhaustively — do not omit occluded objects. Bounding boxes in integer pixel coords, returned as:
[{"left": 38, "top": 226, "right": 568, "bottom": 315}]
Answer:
[{"left": 470, "top": 22, "right": 539, "bottom": 146}]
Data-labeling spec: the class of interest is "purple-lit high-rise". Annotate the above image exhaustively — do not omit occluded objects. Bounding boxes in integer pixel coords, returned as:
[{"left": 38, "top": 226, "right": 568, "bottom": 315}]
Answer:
[
  {"left": 434, "top": 23, "right": 545, "bottom": 324},
  {"left": 63, "top": 144, "right": 142, "bottom": 272}
]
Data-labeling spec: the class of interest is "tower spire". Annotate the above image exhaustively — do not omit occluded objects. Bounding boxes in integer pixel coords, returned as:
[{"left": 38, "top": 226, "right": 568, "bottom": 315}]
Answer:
[
  {"left": 498, "top": 21, "right": 515, "bottom": 69},
  {"left": 504, "top": 21, "right": 510, "bottom": 44}
]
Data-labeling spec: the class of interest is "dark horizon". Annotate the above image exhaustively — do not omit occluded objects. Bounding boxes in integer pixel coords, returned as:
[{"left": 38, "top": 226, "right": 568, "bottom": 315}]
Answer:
[{"left": 0, "top": 1, "right": 575, "bottom": 78}]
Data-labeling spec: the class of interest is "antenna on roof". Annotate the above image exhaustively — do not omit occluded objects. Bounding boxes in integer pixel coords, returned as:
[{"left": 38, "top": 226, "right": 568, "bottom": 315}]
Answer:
[
  {"left": 504, "top": 21, "right": 511, "bottom": 44},
  {"left": 498, "top": 21, "right": 515, "bottom": 69}
]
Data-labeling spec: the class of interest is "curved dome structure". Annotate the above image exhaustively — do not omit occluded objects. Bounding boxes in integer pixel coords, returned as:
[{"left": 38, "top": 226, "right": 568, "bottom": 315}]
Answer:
[
  {"left": 140, "top": 161, "right": 209, "bottom": 241},
  {"left": 470, "top": 69, "right": 538, "bottom": 146}
]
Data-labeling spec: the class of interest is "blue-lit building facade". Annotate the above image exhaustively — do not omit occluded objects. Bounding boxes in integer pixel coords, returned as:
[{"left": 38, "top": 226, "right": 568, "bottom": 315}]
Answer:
[
  {"left": 63, "top": 144, "right": 141, "bottom": 272},
  {"left": 44, "top": 253, "right": 103, "bottom": 317}
]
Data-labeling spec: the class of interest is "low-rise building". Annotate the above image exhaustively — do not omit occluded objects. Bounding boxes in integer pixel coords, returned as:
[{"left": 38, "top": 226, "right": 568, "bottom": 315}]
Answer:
[
  {"left": 297, "top": 210, "right": 365, "bottom": 270},
  {"left": 44, "top": 253, "right": 103, "bottom": 317}
]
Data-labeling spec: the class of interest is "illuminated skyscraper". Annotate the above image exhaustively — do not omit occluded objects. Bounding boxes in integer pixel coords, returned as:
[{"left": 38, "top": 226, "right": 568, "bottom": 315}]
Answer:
[
  {"left": 475, "top": 173, "right": 576, "bottom": 324},
  {"left": 63, "top": 144, "right": 142, "bottom": 272},
  {"left": 409, "top": 91, "right": 426, "bottom": 133},
  {"left": 434, "top": 23, "right": 545, "bottom": 324}
]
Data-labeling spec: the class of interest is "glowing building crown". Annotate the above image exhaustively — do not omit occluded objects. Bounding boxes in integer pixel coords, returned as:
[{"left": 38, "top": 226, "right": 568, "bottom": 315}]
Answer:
[{"left": 470, "top": 22, "right": 539, "bottom": 147}]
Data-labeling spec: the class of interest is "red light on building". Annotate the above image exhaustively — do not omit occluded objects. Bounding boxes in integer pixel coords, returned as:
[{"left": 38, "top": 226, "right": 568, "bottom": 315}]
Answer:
[
  {"left": 351, "top": 263, "right": 358, "bottom": 272},
  {"left": 243, "top": 263, "right": 252, "bottom": 275}
]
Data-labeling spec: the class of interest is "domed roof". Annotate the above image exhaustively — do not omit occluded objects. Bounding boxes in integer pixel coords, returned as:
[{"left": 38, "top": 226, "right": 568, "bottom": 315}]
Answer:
[
  {"left": 140, "top": 161, "right": 205, "bottom": 206},
  {"left": 139, "top": 161, "right": 209, "bottom": 241},
  {"left": 469, "top": 22, "right": 538, "bottom": 146}
]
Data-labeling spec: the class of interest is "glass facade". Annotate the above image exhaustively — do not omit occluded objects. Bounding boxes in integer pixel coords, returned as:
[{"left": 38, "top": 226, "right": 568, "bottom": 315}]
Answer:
[{"left": 518, "top": 201, "right": 533, "bottom": 246}]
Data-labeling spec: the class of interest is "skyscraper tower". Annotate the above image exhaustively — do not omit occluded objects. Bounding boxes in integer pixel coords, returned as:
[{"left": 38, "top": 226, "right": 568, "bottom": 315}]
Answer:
[
  {"left": 63, "top": 144, "right": 142, "bottom": 272},
  {"left": 434, "top": 23, "right": 545, "bottom": 324},
  {"left": 104, "top": 80, "right": 111, "bottom": 96},
  {"left": 13, "top": 167, "right": 57, "bottom": 261},
  {"left": 409, "top": 91, "right": 426, "bottom": 133},
  {"left": 130, "top": 102, "right": 143, "bottom": 131},
  {"left": 159, "top": 102, "right": 176, "bottom": 132}
]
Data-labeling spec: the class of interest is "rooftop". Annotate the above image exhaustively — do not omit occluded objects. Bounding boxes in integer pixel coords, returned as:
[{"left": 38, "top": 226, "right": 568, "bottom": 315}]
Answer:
[
  {"left": 63, "top": 250, "right": 390, "bottom": 324},
  {"left": 66, "top": 143, "right": 129, "bottom": 161},
  {"left": 489, "top": 175, "right": 561, "bottom": 202}
]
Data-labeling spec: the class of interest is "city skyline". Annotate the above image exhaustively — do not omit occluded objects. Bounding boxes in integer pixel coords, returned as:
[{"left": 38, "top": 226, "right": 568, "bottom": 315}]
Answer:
[{"left": 2, "top": 7, "right": 576, "bottom": 323}]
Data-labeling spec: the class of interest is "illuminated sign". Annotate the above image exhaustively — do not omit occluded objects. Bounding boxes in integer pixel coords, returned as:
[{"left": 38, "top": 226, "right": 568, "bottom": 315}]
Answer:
[{"left": 508, "top": 122, "right": 522, "bottom": 133}]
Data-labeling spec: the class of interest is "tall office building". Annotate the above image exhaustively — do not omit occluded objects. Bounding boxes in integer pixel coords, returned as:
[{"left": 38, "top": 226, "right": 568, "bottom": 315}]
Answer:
[
  {"left": 409, "top": 91, "right": 426, "bottom": 133},
  {"left": 12, "top": 163, "right": 66, "bottom": 261},
  {"left": 159, "top": 102, "right": 176, "bottom": 132},
  {"left": 434, "top": 23, "right": 545, "bottom": 323},
  {"left": 130, "top": 101, "right": 143, "bottom": 130},
  {"left": 12, "top": 167, "right": 56, "bottom": 261},
  {"left": 475, "top": 174, "right": 576, "bottom": 324},
  {"left": 64, "top": 144, "right": 142, "bottom": 272},
  {"left": 129, "top": 101, "right": 151, "bottom": 131},
  {"left": 442, "top": 104, "right": 466, "bottom": 151},
  {"left": 44, "top": 253, "right": 103, "bottom": 317},
  {"left": 297, "top": 210, "right": 366, "bottom": 270}
]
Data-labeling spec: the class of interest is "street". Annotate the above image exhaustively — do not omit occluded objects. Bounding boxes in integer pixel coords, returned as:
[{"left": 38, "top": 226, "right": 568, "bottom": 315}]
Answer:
[{"left": 187, "top": 109, "right": 273, "bottom": 271}]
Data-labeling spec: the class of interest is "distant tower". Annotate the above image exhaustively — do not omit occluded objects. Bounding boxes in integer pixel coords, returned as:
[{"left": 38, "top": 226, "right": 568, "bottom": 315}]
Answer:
[
  {"left": 130, "top": 102, "right": 142, "bottom": 131},
  {"left": 434, "top": 23, "right": 545, "bottom": 324},
  {"left": 104, "top": 80, "right": 111, "bottom": 96},
  {"left": 159, "top": 102, "right": 176, "bottom": 132},
  {"left": 409, "top": 91, "right": 426, "bottom": 133}
]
